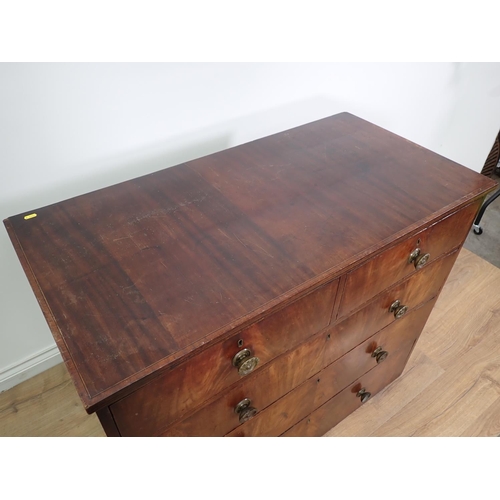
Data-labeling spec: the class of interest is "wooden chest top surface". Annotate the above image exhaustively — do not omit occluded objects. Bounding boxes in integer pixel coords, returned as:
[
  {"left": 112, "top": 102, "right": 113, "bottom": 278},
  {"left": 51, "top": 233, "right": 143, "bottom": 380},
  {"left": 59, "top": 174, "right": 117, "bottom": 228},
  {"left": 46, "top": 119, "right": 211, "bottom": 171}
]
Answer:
[{"left": 4, "top": 112, "right": 495, "bottom": 411}]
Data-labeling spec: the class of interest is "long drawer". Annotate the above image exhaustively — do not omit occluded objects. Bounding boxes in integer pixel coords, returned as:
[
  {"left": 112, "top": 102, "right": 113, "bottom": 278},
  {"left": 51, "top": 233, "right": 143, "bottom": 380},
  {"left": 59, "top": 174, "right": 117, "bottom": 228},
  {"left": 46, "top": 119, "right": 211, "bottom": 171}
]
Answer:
[
  {"left": 338, "top": 200, "right": 480, "bottom": 318},
  {"left": 110, "top": 278, "right": 339, "bottom": 436},
  {"left": 282, "top": 339, "right": 415, "bottom": 437},
  {"left": 225, "top": 299, "right": 435, "bottom": 437}
]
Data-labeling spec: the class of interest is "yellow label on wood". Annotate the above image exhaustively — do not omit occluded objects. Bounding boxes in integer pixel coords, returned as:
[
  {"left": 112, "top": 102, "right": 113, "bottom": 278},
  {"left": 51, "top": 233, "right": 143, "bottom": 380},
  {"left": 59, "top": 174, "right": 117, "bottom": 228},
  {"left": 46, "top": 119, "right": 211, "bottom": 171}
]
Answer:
[{"left": 23, "top": 213, "right": 37, "bottom": 220}]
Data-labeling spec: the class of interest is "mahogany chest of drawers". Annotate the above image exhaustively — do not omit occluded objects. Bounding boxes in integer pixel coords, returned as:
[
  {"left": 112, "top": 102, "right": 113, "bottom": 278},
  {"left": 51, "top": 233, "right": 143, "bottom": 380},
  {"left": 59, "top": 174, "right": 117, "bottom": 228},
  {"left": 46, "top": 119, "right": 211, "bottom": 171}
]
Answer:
[{"left": 4, "top": 112, "right": 495, "bottom": 437}]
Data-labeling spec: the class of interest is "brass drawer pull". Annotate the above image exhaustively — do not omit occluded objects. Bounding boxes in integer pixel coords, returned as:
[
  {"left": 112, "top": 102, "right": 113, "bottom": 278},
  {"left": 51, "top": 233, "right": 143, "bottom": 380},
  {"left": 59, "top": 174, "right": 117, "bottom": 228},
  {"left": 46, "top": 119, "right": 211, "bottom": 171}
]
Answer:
[
  {"left": 389, "top": 300, "right": 408, "bottom": 319},
  {"left": 371, "top": 346, "right": 389, "bottom": 364},
  {"left": 234, "top": 398, "right": 258, "bottom": 423},
  {"left": 232, "top": 348, "right": 260, "bottom": 376},
  {"left": 357, "top": 388, "right": 371, "bottom": 404},
  {"left": 409, "top": 248, "right": 430, "bottom": 270}
]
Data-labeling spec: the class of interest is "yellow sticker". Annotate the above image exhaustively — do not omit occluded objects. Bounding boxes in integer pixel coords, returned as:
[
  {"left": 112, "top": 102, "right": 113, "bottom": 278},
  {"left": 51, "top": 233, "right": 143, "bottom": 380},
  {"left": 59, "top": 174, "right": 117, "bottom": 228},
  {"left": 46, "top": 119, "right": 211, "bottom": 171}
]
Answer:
[{"left": 24, "top": 213, "right": 37, "bottom": 220}]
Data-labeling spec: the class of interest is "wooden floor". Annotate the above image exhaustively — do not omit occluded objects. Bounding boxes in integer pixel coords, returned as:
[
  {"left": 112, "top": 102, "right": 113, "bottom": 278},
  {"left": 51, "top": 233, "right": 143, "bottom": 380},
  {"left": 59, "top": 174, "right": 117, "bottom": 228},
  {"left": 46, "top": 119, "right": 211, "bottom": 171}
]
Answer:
[{"left": 1, "top": 248, "right": 499, "bottom": 437}]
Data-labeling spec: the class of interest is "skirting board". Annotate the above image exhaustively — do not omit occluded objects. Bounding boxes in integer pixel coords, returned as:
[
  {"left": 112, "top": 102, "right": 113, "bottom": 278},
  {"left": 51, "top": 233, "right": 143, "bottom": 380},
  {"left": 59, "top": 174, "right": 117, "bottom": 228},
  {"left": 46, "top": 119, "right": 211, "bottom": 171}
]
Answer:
[{"left": 0, "top": 344, "right": 63, "bottom": 394}]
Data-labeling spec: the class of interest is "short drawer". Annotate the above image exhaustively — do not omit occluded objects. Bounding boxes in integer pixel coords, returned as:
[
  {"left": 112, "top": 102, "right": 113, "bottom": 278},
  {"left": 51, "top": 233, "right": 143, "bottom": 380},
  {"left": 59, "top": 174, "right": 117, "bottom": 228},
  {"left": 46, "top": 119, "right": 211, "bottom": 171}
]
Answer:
[
  {"left": 282, "top": 339, "right": 415, "bottom": 437},
  {"left": 330, "top": 248, "right": 458, "bottom": 355},
  {"left": 339, "top": 200, "right": 480, "bottom": 317},
  {"left": 110, "top": 278, "right": 339, "bottom": 437},
  {"left": 225, "top": 298, "right": 434, "bottom": 437}
]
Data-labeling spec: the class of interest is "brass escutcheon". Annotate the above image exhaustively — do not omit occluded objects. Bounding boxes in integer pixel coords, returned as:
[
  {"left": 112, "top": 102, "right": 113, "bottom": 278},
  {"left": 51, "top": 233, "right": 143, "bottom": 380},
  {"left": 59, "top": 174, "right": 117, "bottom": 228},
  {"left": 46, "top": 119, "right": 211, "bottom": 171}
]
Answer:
[{"left": 232, "top": 348, "right": 260, "bottom": 376}]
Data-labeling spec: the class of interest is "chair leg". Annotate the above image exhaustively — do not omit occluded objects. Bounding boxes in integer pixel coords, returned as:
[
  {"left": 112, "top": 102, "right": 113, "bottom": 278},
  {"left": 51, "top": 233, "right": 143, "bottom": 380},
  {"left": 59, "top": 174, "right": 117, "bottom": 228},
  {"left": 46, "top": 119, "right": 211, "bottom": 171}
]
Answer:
[{"left": 473, "top": 187, "right": 500, "bottom": 235}]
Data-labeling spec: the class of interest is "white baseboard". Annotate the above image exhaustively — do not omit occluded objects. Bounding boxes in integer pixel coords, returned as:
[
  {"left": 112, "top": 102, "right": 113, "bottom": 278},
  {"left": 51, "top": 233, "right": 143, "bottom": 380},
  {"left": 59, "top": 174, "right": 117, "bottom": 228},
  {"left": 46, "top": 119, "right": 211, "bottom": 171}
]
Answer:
[{"left": 0, "top": 344, "right": 63, "bottom": 394}]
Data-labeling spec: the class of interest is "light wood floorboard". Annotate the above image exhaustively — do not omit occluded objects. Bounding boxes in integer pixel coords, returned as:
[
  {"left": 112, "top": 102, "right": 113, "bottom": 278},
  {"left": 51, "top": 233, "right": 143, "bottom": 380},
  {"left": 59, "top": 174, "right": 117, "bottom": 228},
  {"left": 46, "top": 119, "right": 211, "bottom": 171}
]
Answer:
[
  {"left": 0, "top": 363, "right": 104, "bottom": 437},
  {"left": 1, "top": 248, "right": 499, "bottom": 437}
]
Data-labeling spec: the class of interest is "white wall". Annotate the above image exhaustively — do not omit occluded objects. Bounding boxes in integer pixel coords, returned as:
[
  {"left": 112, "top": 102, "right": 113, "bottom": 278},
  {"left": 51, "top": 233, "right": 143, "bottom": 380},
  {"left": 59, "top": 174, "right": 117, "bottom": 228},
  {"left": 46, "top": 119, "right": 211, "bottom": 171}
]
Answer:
[{"left": 1, "top": 62, "right": 500, "bottom": 392}]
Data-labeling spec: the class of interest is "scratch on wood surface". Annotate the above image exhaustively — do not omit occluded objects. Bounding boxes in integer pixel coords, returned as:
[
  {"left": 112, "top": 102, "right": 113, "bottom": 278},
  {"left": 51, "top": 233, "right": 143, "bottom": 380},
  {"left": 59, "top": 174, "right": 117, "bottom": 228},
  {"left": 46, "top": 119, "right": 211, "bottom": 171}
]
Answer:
[
  {"left": 128, "top": 195, "right": 208, "bottom": 224},
  {"left": 111, "top": 232, "right": 143, "bottom": 251},
  {"left": 232, "top": 232, "right": 248, "bottom": 248},
  {"left": 251, "top": 242, "right": 275, "bottom": 259},
  {"left": 207, "top": 165, "right": 220, "bottom": 178},
  {"left": 131, "top": 238, "right": 143, "bottom": 251},
  {"left": 209, "top": 288, "right": 224, "bottom": 304},
  {"left": 217, "top": 228, "right": 230, "bottom": 239}
]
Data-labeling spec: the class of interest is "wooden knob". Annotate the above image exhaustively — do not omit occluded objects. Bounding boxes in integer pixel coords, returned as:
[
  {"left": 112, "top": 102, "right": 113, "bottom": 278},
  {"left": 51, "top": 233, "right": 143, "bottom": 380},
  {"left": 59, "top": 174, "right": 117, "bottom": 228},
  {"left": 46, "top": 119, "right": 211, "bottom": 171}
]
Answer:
[
  {"left": 232, "top": 348, "right": 260, "bottom": 376},
  {"left": 371, "top": 346, "right": 389, "bottom": 364},
  {"left": 389, "top": 300, "right": 408, "bottom": 319},
  {"left": 357, "top": 388, "right": 371, "bottom": 404},
  {"left": 234, "top": 398, "right": 258, "bottom": 423}
]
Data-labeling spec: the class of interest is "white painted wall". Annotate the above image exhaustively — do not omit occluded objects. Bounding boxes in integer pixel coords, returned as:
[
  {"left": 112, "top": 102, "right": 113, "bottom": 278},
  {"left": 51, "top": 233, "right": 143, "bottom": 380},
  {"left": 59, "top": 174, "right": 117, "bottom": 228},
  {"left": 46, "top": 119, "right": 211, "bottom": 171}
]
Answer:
[{"left": 1, "top": 62, "right": 500, "bottom": 392}]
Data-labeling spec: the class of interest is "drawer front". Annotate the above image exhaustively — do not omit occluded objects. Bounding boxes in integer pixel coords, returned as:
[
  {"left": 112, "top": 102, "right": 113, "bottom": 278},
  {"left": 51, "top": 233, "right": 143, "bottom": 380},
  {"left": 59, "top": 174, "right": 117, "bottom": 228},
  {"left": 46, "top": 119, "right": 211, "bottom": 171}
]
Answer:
[
  {"left": 330, "top": 248, "right": 458, "bottom": 355},
  {"left": 339, "top": 200, "right": 480, "bottom": 317},
  {"left": 225, "top": 299, "right": 435, "bottom": 437},
  {"left": 118, "top": 249, "right": 455, "bottom": 437},
  {"left": 282, "top": 339, "right": 415, "bottom": 437},
  {"left": 110, "top": 278, "right": 339, "bottom": 437}
]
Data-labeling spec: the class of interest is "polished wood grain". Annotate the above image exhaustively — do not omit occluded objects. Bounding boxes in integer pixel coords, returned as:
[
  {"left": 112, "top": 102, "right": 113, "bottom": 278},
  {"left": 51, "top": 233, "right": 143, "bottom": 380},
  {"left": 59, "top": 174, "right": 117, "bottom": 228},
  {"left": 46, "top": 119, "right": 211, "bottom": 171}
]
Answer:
[
  {"left": 329, "top": 249, "right": 459, "bottom": 351},
  {"left": 2, "top": 249, "right": 499, "bottom": 437},
  {"left": 226, "top": 299, "right": 436, "bottom": 437},
  {"left": 338, "top": 200, "right": 481, "bottom": 317},
  {"left": 4, "top": 113, "right": 495, "bottom": 414},
  {"left": 158, "top": 298, "right": 435, "bottom": 437},
  {"left": 282, "top": 342, "right": 415, "bottom": 437},
  {"left": 110, "top": 279, "right": 338, "bottom": 436},
  {"left": 112, "top": 248, "right": 456, "bottom": 436}
]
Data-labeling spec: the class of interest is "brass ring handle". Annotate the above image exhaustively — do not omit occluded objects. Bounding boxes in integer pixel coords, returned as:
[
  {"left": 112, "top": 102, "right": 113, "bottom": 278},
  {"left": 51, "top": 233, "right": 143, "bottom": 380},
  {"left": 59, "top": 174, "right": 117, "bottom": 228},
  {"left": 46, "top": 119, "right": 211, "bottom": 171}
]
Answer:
[
  {"left": 409, "top": 248, "right": 430, "bottom": 270},
  {"left": 234, "top": 398, "right": 258, "bottom": 423},
  {"left": 371, "top": 346, "right": 389, "bottom": 364},
  {"left": 389, "top": 300, "right": 408, "bottom": 319},
  {"left": 232, "top": 348, "right": 260, "bottom": 376},
  {"left": 357, "top": 388, "right": 371, "bottom": 404}
]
